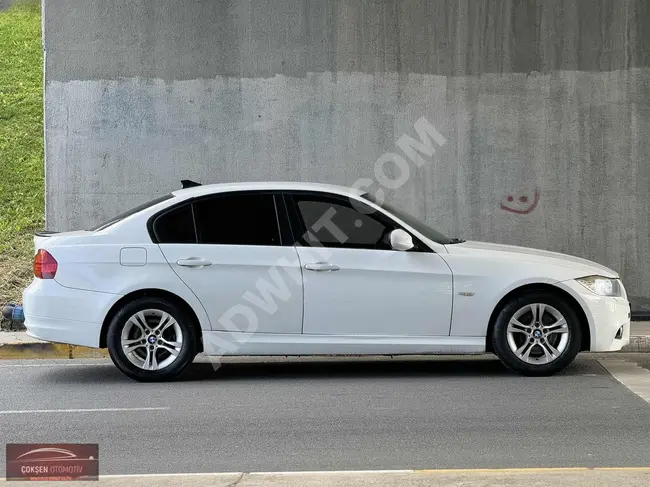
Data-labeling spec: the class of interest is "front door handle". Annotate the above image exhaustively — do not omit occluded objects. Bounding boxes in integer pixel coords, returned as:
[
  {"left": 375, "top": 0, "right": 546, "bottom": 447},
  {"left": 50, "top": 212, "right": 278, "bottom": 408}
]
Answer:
[
  {"left": 177, "top": 258, "right": 212, "bottom": 268},
  {"left": 304, "top": 262, "right": 340, "bottom": 272}
]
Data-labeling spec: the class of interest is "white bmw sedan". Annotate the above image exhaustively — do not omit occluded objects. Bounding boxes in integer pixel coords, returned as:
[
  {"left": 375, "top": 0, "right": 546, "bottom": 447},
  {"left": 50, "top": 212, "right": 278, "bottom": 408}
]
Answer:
[{"left": 23, "top": 181, "right": 631, "bottom": 381}]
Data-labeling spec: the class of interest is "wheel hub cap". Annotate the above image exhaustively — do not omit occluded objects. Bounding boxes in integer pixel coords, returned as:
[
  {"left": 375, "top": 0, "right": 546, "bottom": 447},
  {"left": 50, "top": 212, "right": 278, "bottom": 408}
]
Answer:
[
  {"left": 120, "top": 309, "right": 184, "bottom": 371},
  {"left": 506, "top": 303, "right": 570, "bottom": 365}
]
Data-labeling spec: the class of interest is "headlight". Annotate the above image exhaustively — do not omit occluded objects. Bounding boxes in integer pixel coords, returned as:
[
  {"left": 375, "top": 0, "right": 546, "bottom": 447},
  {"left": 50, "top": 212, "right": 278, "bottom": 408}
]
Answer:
[{"left": 576, "top": 276, "right": 625, "bottom": 297}]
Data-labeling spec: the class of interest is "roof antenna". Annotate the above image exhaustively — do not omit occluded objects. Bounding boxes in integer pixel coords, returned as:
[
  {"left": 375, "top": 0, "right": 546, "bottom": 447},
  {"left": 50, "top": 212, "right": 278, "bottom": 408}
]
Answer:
[{"left": 181, "top": 179, "right": 201, "bottom": 189}]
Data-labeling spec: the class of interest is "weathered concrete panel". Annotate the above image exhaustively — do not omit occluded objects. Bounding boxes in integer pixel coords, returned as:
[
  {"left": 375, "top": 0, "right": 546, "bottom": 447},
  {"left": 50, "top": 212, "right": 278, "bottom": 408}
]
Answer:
[
  {"left": 45, "top": 69, "right": 650, "bottom": 297},
  {"left": 0, "top": 0, "right": 19, "bottom": 10},
  {"left": 43, "top": 0, "right": 650, "bottom": 298},
  {"left": 44, "top": 0, "right": 650, "bottom": 82}
]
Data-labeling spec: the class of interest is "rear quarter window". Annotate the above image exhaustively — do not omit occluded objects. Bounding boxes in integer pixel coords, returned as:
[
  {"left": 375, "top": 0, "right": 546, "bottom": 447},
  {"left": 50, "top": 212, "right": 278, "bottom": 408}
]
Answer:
[{"left": 152, "top": 204, "right": 197, "bottom": 243}]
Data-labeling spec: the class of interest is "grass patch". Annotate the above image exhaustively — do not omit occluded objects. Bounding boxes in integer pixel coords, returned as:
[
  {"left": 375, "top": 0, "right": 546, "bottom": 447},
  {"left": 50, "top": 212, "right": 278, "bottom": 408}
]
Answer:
[{"left": 0, "top": 2, "right": 43, "bottom": 316}]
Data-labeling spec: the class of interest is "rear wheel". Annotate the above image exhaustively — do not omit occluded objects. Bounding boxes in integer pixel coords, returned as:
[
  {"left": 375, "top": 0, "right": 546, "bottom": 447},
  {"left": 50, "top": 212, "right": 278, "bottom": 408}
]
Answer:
[
  {"left": 107, "top": 297, "right": 199, "bottom": 382},
  {"left": 492, "top": 291, "right": 582, "bottom": 376}
]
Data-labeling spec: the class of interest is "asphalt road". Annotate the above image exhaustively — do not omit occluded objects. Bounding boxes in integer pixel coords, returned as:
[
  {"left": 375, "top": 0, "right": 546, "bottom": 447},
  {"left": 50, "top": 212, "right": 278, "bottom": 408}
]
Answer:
[{"left": 1, "top": 354, "right": 650, "bottom": 476}]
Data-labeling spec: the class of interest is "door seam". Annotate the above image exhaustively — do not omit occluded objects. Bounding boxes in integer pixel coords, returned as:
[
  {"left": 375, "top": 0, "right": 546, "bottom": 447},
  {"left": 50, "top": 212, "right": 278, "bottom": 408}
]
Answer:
[
  {"left": 292, "top": 246, "right": 306, "bottom": 334},
  {"left": 156, "top": 244, "right": 213, "bottom": 330}
]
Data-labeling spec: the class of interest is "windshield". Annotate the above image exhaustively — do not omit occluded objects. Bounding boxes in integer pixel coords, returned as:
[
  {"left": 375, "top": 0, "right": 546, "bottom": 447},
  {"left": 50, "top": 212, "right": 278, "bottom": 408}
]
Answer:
[
  {"left": 361, "top": 193, "right": 457, "bottom": 245},
  {"left": 90, "top": 194, "right": 174, "bottom": 231}
]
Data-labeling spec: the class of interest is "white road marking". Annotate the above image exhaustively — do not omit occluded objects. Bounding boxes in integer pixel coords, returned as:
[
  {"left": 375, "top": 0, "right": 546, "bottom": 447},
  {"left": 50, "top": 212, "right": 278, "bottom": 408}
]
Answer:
[
  {"left": 248, "top": 470, "right": 416, "bottom": 475},
  {"left": 84, "top": 467, "right": 650, "bottom": 479},
  {"left": 0, "top": 362, "right": 109, "bottom": 367},
  {"left": 599, "top": 359, "right": 650, "bottom": 403},
  {"left": 100, "top": 472, "right": 242, "bottom": 478},
  {"left": 0, "top": 407, "right": 169, "bottom": 415}
]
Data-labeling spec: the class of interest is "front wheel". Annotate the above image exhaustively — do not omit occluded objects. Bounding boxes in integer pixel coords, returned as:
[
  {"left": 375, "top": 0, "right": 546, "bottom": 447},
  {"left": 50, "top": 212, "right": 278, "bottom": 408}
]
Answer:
[
  {"left": 492, "top": 291, "right": 582, "bottom": 376},
  {"left": 107, "top": 297, "right": 199, "bottom": 382}
]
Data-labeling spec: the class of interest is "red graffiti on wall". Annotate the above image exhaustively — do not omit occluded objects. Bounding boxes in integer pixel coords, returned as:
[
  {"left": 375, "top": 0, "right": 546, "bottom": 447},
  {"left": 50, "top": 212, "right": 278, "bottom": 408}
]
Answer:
[{"left": 500, "top": 188, "right": 541, "bottom": 215}]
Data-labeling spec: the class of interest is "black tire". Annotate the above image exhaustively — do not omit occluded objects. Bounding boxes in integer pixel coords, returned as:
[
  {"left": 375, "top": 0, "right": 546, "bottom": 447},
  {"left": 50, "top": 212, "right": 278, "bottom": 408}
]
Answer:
[
  {"left": 492, "top": 291, "right": 582, "bottom": 376},
  {"left": 107, "top": 297, "right": 199, "bottom": 382}
]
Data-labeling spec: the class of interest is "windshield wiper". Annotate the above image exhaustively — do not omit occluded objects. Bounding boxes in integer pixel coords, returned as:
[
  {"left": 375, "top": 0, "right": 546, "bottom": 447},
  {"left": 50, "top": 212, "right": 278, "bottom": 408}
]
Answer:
[{"left": 448, "top": 237, "right": 466, "bottom": 244}]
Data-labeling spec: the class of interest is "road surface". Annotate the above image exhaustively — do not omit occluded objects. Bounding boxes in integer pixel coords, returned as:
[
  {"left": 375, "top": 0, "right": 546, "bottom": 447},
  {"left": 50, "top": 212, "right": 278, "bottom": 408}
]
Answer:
[{"left": 1, "top": 353, "right": 650, "bottom": 482}]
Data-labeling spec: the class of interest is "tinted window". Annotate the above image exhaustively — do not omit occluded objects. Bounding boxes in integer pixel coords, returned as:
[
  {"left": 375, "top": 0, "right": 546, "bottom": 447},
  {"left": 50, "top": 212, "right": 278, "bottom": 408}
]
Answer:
[
  {"left": 193, "top": 193, "right": 281, "bottom": 246},
  {"left": 91, "top": 194, "right": 174, "bottom": 231},
  {"left": 293, "top": 195, "right": 393, "bottom": 250},
  {"left": 153, "top": 204, "right": 196, "bottom": 243}
]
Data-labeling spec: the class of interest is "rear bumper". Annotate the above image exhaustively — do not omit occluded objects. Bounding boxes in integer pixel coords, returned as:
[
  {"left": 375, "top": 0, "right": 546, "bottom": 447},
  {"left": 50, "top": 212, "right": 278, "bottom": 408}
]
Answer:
[
  {"left": 22, "top": 278, "right": 120, "bottom": 348},
  {"left": 25, "top": 317, "right": 103, "bottom": 348},
  {"left": 558, "top": 280, "right": 631, "bottom": 352}
]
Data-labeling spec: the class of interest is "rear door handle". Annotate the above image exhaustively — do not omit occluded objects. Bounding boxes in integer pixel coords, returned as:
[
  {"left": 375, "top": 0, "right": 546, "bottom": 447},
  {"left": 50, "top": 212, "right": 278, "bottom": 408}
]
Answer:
[
  {"left": 177, "top": 258, "right": 212, "bottom": 268},
  {"left": 304, "top": 262, "right": 340, "bottom": 272}
]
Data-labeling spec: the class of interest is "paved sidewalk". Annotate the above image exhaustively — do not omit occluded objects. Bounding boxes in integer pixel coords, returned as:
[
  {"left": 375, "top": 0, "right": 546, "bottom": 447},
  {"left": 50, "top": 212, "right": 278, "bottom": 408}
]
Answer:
[
  {"left": 0, "top": 331, "right": 38, "bottom": 344},
  {"left": 625, "top": 322, "right": 650, "bottom": 352},
  {"left": 0, "top": 331, "right": 109, "bottom": 359},
  {"left": 0, "top": 322, "right": 648, "bottom": 359},
  {"left": 632, "top": 321, "right": 650, "bottom": 336}
]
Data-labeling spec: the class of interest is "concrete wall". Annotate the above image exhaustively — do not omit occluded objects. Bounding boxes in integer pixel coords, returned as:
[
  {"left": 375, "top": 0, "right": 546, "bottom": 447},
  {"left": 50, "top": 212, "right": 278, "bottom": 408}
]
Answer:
[
  {"left": 44, "top": 0, "right": 650, "bottom": 299},
  {"left": 0, "top": 0, "right": 17, "bottom": 10}
]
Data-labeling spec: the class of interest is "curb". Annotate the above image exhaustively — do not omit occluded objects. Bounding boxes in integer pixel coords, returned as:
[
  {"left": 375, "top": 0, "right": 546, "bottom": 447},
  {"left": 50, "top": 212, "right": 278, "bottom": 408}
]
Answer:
[
  {"left": 621, "top": 335, "right": 650, "bottom": 353},
  {"left": 0, "top": 342, "right": 109, "bottom": 360},
  {"left": 0, "top": 337, "right": 648, "bottom": 360}
]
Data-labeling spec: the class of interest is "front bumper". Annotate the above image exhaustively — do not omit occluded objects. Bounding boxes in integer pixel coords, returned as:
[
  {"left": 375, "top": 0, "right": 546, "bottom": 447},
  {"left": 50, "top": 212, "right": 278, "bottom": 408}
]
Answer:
[
  {"left": 22, "top": 278, "right": 120, "bottom": 348},
  {"left": 559, "top": 279, "right": 631, "bottom": 352}
]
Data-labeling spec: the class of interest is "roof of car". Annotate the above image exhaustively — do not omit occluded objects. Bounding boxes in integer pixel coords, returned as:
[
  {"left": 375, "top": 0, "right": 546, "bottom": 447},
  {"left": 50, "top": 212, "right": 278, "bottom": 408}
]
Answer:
[{"left": 171, "top": 181, "right": 365, "bottom": 198}]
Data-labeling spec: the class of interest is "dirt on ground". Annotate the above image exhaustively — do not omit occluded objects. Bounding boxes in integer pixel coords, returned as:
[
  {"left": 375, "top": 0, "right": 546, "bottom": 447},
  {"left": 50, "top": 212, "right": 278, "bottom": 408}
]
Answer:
[{"left": 0, "top": 231, "right": 33, "bottom": 330}]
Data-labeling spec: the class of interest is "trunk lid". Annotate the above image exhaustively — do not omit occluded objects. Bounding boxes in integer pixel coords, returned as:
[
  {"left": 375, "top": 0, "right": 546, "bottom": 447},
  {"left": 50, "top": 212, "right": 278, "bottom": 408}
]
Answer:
[{"left": 33, "top": 231, "right": 93, "bottom": 253}]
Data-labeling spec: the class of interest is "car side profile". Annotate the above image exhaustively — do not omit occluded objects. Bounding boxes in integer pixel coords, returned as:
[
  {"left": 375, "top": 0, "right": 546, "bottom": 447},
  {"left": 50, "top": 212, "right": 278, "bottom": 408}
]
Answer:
[{"left": 23, "top": 181, "right": 631, "bottom": 381}]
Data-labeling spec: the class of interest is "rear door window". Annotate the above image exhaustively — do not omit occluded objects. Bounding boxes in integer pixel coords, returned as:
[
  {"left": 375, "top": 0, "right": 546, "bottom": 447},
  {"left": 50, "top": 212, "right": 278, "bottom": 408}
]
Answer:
[{"left": 193, "top": 193, "right": 281, "bottom": 246}]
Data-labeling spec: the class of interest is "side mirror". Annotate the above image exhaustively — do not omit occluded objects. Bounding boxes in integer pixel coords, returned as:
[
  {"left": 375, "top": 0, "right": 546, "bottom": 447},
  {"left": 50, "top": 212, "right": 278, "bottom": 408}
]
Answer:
[{"left": 389, "top": 229, "right": 414, "bottom": 251}]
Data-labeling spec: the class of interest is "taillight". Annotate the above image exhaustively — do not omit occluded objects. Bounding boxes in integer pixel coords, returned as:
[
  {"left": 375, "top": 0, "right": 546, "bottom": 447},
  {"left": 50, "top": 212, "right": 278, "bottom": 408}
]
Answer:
[{"left": 34, "top": 249, "right": 58, "bottom": 279}]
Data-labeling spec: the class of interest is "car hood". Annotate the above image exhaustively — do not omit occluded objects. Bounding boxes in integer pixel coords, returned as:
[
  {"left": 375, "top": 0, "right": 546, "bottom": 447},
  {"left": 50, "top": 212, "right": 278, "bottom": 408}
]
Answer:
[{"left": 445, "top": 240, "right": 619, "bottom": 279}]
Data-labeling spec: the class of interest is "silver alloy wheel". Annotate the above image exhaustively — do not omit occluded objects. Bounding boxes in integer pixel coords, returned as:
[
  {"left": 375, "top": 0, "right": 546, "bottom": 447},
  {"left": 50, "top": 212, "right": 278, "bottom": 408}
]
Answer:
[
  {"left": 506, "top": 303, "right": 570, "bottom": 365},
  {"left": 120, "top": 309, "right": 183, "bottom": 371}
]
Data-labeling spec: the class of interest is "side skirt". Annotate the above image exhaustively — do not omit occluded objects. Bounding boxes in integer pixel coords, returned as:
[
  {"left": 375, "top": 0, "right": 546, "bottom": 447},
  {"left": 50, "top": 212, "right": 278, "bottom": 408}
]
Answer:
[{"left": 201, "top": 331, "right": 486, "bottom": 356}]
